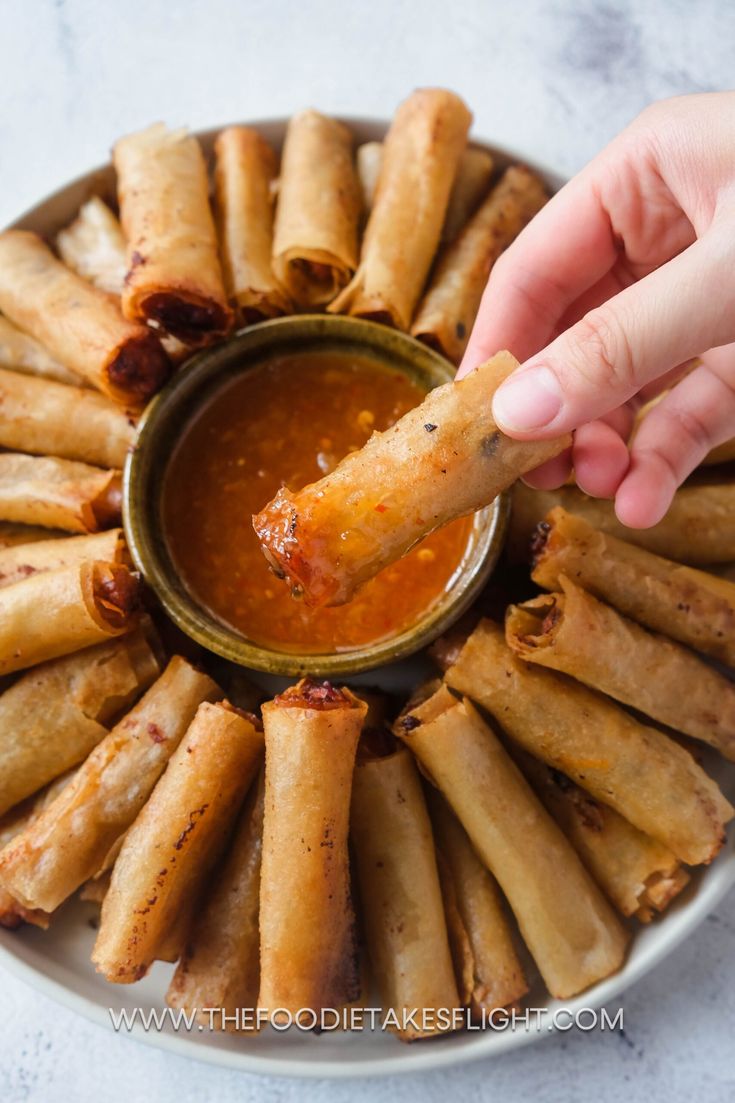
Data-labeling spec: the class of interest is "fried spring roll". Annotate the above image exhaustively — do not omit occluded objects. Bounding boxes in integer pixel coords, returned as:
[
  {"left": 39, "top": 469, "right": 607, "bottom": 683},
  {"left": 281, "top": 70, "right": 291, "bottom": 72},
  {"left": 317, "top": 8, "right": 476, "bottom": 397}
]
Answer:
[
  {"left": 254, "top": 351, "right": 569, "bottom": 606},
  {"left": 93, "top": 702, "right": 263, "bottom": 982},
  {"left": 0, "top": 522, "right": 66, "bottom": 549},
  {"left": 395, "top": 686, "right": 628, "bottom": 999},
  {"left": 56, "top": 196, "right": 127, "bottom": 296},
  {"left": 272, "top": 111, "right": 360, "bottom": 307},
  {"left": 411, "top": 167, "right": 547, "bottom": 364},
  {"left": 0, "top": 231, "right": 170, "bottom": 405},
  {"left": 167, "top": 772, "right": 265, "bottom": 1025},
  {"left": 0, "top": 528, "right": 125, "bottom": 590},
  {"left": 0, "top": 560, "right": 141, "bottom": 675},
  {"left": 0, "top": 314, "right": 84, "bottom": 387},
  {"left": 114, "top": 124, "right": 232, "bottom": 343},
  {"left": 425, "top": 787, "right": 528, "bottom": 1014},
  {"left": 515, "top": 750, "right": 689, "bottom": 921},
  {"left": 442, "top": 619, "right": 733, "bottom": 865},
  {"left": 329, "top": 89, "right": 472, "bottom": 329},
  {"left": 0, "top": 629, "right": 159, "bottom": 815},
  {"left": 0, "top": 454, "right": 121, "bottom": 534},
  {"left": 0, "top": 369, "right": 135, "bottom": 468},
  {"left": 507, "top": 575, "right": 735, "bottom": 760},
  {"left": 350, "top": 743, "right": 460, "bottom": 1039},
  {"left": 0, "top": 657, "right": 218, "bottom": 913},
  {"left": 533, "top": 507, "right": 735, "bottom": 669},
  {"left": 214, "top": 127, "right": 291, "bottom": 322},
  {"left": 258, "top": 680, "right": 366, "bottom": 1018}
]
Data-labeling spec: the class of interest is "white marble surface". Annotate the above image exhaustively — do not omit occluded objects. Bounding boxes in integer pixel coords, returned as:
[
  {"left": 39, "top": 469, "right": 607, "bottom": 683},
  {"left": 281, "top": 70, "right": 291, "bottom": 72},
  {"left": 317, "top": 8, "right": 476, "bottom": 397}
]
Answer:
[{"left": 2, "top": 0, "right": 735, "bottom": 1099}]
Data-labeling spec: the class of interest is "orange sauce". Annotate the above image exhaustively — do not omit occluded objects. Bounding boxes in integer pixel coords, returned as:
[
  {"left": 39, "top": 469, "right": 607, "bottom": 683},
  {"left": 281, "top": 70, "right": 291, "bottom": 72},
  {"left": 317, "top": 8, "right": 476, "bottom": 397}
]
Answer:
[{"left": 163, "top": 350, "right": 473, "bottom": 653}]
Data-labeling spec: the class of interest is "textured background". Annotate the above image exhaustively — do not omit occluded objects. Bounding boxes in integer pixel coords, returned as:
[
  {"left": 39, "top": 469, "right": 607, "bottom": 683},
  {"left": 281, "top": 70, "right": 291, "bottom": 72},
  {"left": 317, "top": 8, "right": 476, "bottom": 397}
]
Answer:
[{"left": 2, "top": 0, "right": 735, "bottom": 1099}]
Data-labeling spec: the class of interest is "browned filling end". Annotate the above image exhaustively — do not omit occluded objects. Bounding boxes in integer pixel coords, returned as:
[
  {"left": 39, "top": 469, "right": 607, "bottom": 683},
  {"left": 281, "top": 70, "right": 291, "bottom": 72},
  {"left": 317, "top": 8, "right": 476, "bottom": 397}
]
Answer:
[
  {"left": 530, "top": 520, "right": 551, "bottom": 564},
  {"left": 91, "top": 475, "right": 123, "bottom": 530},
  {"left": 93, "top": 563, "right": 142, "bottom": 629},
  {"left": 143, "top": 293, "right": 231, "bottom": 342},
  {"left": 107, "top": 334, "right": 171, "bottom": 402},
  {"left": 274, "top": 677, "right": 354, "bottom": 711}
]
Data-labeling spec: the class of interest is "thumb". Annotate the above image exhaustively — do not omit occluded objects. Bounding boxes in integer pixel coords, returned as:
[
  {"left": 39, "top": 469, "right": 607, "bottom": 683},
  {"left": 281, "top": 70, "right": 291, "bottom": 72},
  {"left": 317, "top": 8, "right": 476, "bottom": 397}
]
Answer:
[{"left": 491, "top": 235, "right": 735, "bottom": 439}]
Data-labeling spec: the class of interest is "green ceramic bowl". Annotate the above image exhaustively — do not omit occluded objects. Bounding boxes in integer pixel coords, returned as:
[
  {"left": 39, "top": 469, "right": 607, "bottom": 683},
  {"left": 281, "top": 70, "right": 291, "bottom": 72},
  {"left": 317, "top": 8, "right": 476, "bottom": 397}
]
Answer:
[{"left": 123, "top": 314, "right": 509, "bottom": 676}]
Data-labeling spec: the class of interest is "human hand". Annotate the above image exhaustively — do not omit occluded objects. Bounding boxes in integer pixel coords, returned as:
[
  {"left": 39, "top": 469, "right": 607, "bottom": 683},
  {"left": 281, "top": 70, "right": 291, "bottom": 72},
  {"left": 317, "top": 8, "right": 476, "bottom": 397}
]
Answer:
[{"left": 457, "top": 92, "right": 735, "bottom": 527}]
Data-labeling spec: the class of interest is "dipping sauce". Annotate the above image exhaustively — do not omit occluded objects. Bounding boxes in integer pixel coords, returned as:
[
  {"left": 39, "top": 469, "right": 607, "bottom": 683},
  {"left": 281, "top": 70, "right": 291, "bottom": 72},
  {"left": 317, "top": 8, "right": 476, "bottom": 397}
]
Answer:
[{"left": 163, "top": 350, "right": 474, "bottom": 653}]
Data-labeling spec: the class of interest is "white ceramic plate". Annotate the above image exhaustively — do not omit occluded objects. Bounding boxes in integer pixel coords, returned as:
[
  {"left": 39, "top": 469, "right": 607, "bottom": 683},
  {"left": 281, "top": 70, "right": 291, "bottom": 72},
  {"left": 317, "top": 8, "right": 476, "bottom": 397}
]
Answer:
[{"left": 2, "top": 118, "right": 734, "bottom": 1079}]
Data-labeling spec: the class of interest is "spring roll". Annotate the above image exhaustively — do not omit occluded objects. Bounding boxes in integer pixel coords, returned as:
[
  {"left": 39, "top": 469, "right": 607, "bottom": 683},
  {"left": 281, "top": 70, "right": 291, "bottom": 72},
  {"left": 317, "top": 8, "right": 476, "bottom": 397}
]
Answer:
[
  {"left": 442, "top": 619, "right": 733, "bottom": 865},
  {"left": 214, "top": 127, "right": 291, "bottom": 322},
  {"left": 0, "top": 314, "right": 84, "bottom": 387},
  {"left": 395, "top": 686, "right": 628, "bottom": 999},
  {"left": 0, "top": 657, "right": 218, "bottom": 913},
  {"left": 442, "top": 148, "right": 496, "bottom": 243},
  {"left": 167, "top": 771, "right": 264, "bottom": 1026},
  {"left": 0, "top": 454, "right": 121, "bottom": 534},
  {"left": 56, "top": 196, "right": 127, "bottom": 295},
  {"left": 272, "top": 110, "right": 360, "bottom": 307},
  {"left": 507, "top": 575, "right": 735, "bottom": 760},
  {"left": 411, "top": 167, "right": 548, "bottom": 364},
  {"left": 533, "top": 507, "right": 735, "bottom": 669},
  {"left": 329, "top": 89, "right": 472, "bottom": 329},
  {"left": 79, "top": 870, "right": 112, "bottom": 906},
  {"left": 0, "top": 369, "right": 135, "bottom": 468},
  {"left": 425, "top": 787, "right": 528, "bottom": 1014},
  {"left": 0, "top": 231, "right": 170, "bottom": 405},
  {"left": 0, "top": 523, "right": 76, "bottom": 549},
  {"left": 258, "top": 680, "right": 366, "bottom": 1018},
  {"left": 515, "top": 750, "right": 689, "bottom": 921},
  {"left": 0, "top": 528, "right": 125, "bottom": 590},
  {"left": 114, "top": 124, "right": 232, "bottom": 343},
  {"left": 254, "top": 351, "right": 569, "bottom": 606},
  {"left": 93, "top": 702, "right": 263, "bottom": 982}
]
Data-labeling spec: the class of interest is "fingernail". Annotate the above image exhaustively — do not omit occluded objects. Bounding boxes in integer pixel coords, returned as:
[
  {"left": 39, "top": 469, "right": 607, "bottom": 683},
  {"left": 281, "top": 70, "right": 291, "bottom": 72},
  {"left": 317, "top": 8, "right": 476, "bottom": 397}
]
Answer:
[{"left": 492, "top": 365, "right": 563, "bottom": 431}]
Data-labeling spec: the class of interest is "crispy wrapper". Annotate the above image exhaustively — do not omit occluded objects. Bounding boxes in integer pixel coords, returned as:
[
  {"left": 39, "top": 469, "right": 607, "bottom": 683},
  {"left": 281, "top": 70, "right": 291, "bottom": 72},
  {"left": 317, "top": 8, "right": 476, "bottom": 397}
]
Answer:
[
  {"left": 350, "top": 743, "right": 460, "bottom": 1040},
  {"left": 411, "top": 167, "right": 547, "bottom": 363},
  {"left": 395, "top": 686, "right": 628, "bottom": 999},
  {"left": 56, "top": 196, "right": 127, "bottom": 296},
  {"left": 214, "top": 127, "right": 291, "bottom": 322},
  {"left": 254, "top": 351, "right": 570, "bottom": 606},
  {"left": 0, "top": 368, "right": 135, "bottom": 468},
  {"left": 0, "top": 628, "right": 159, "bottom": 816},
  {"left": 0, "top": 522, "right": 66, "bottom": 548},
  {"left": 442, "top": 619, "right": 733, "bottom": 865},
  {"left": 0, "top": 231, "right": 170, "bottom": 406},
  {"left": 115, "top": 124, "right": 232, "bottom": 343},
  {"left": 507, "top": 574, "right": 735, "bottom": 760},
  {"left": 167, "top": 771, "right": 265, "bottom": 1026},
  {"left": 0, "top": 657, "right": 218, "bottom": 912},
  {"left": 93, "top": 702, "right": 263, "bottom": 982},
  {"left": 272, "top": 111, "right": 360, "bottom": 307},
  {"left": 0, "top": 528, "right": 125, "bottom": 590},
  {"left": 329, "top": 89, "right": 472, "bottom": 329},
  {"left": 0, "top": 314, "right": 84, "bottom": 387},
  {"left": 0, "top": 559, "right": 141, "bottom": 676},
  {"left": 533, "top": 507, "right": 735, "bottom": 669},
  {"left": 0, "top": 454, "right": 121, "bottom": 534},
  {"left": 425, "top": 787, "right": 528, "bottom": 1014},
  {"left": 258, "top": 680, "right": 366, "bottom": 1019}
]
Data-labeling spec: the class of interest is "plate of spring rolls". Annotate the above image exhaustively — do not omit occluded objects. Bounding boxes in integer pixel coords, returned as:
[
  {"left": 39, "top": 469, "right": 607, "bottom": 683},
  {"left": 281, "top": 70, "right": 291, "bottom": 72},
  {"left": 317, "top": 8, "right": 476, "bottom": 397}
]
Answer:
[{"left": 0, "top": 89, "right": 734, "bottom": 1079}]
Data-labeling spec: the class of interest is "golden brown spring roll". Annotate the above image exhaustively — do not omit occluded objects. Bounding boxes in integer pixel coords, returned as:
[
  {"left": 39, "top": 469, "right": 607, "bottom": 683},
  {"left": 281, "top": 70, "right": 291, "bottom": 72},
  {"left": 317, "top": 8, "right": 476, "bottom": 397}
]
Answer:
[
  {"left": 514, "top": 750, "right": 689, "bottom": 922},
  {"left": 0, "top": 522, "right": 67, "bottom": 548},
  {"left": 258, "top": 680, "right": 366, "bottom": 1019},
  {"left": 254, "top": 351, "right": 569, "bottom": 606},
  {"left": 329, "top": 89, "right": 472, "bottom": 328},
  {"left": 56, "top": 196, "right": 127, "bottom": 296},
  {"left": 0, "top": 231, "right": 170, "bottom": 405},
  {"left": 442, "top": 148, "right": 496, "bottom": 243},
  {"left": 114, "top": 124, "right": 232, "bottom": 343},
  {"left": 93, "top": 702, "right": 263, "bottom": 982},
  {"left": 0, "top": 560, "right": 141, "bottom": 676},
  {"left": 0, "top": 314, "right": 85, "bottom": 387},
  {"left": 0, "top": 454, "right": 121, "bottom": 534},
  {"left": 411, "top": 167, "right": 548, "bottom": 364},
  {"left": 167, "top": 771, "right": 264, "bottom": 1026},
  {"left": 0, "top": 657, "right": 218, "bottom": 913},
  {"left": 425, "top": 787, "right": 528, "bottom": 1014},
  {"left": 395, "top": 686, "right": 628, "bottom": 999},
  {"left": 350, "top": 742, "right": 460, "bottom": 1039},
  {"left": 0, "top": 369, "right": 135, "bottom": 468},
  {"left": 507, "top": 575, "right": 735, "bottom": 760},
  {"left": 214, "top": 127, "right": 291, "bottom": 322},
  {"left": 533, "top": 507, "right": 735, "bottom": 669},
  {"left": 442, "top": 619, "right": 733, "bottom": 865},
  {"left": 0, "top": 528, "right": 125, "bottom": 590},
  {"left": 272, "top": 110, "right": 360, "bottom": 307}
]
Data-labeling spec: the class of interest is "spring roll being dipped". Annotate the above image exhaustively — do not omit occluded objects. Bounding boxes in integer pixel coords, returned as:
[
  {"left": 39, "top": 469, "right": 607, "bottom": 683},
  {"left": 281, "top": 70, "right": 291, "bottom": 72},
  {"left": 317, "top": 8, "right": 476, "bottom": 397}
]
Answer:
[
  {"left": 253, "top": 351, "right": 569, "bottom": 607},
  {"left": 56, "top": 196, "right": 127, "bottom": 296},
  {"left": 0, "top": 314, "right": 84, "bottom": 387},
  {"left": 0, "top": 454, "right": 121, "bottom": 534}
]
